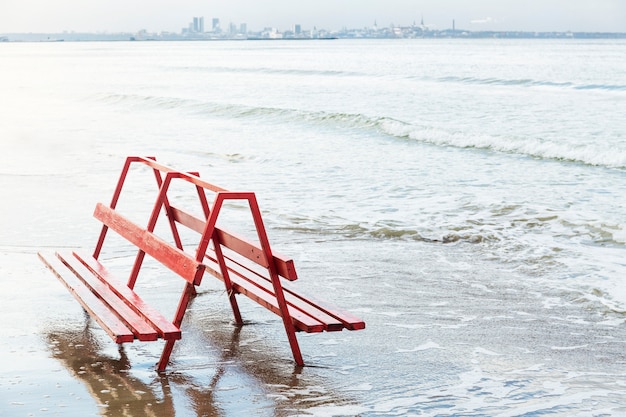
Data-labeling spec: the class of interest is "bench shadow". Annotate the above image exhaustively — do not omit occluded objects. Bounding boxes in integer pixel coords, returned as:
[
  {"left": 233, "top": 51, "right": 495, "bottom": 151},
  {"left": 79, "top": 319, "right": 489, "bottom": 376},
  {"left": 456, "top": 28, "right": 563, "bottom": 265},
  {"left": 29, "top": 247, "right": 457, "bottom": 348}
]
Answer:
[
  {"left": 177, "top": 293, "right": 356, "bottom": 414},
  {"left": 45, "top": 322, "right": 221, "bottom": 417},
  {"left": 45, "top": 305, "right": 353, "bottom": 416}
]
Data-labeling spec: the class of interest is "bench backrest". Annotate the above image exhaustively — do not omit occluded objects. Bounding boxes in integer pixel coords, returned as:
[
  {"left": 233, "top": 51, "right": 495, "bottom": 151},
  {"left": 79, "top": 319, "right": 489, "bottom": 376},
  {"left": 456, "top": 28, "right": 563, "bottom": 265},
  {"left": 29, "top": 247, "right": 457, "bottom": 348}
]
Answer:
[
  {"left": 94, "top": 203, "right": 206, "bottom": 285},
  {"left": 168, "top": 206, "right": 298, "bottom": 281},
  {"left": 92, "top": 156, "right": 297, "bottom": 290}
]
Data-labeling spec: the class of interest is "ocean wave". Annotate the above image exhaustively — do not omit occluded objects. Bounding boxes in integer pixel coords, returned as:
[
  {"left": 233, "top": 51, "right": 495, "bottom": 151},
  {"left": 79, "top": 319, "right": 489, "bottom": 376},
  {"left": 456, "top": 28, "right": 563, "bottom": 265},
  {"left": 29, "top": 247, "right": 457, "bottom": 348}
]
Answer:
[
  {"left": 165, "top": 67, "right": 626, "bottom": 92},
  {"left": 92, "top": 93, "right": 626, "bottom": 169},
  {"left": 377, "top": 118, "right": 626, "bottom": 169},
  {"left": 435, "top": 76, "right": 626, "bottom": 92},
  {"left": 277, "top": 208, "right": 626, "bottom": 252}
]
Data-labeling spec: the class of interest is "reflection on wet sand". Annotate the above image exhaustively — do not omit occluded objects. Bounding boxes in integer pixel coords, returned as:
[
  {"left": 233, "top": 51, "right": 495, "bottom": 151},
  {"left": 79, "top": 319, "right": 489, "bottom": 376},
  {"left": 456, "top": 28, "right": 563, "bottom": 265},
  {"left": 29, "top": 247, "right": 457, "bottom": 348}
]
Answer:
[
  {"left": 46, "top": 292, "right": 356, "bottom": 416},
  {"left": 47, "top": 326, "right": 182, "bottom": 416}
]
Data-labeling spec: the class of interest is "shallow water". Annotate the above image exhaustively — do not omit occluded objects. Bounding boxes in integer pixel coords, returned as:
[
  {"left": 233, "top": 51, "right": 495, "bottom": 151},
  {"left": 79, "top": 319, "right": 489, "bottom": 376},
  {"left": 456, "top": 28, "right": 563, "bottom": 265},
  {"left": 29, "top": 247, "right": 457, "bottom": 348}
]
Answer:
[{"left": 1, "top": 39, "right": 625, "bottom": 416}]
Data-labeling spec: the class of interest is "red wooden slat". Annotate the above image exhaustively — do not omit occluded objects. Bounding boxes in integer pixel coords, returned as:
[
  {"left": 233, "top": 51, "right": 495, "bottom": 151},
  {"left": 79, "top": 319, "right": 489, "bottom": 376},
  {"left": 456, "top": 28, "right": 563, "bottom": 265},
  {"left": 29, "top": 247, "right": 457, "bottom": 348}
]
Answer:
[
  {"left": 230, "top": 275, "right": 325, "bottom": 333},
  {"left": 74, "top": 251, "right": 181, "bottom": 341},
  {"left": 38, "top": 252, "right": 135, "bottom": 343},
  {"left": 93, "top": 203, "right": 205, "bottom": 285},
  {"left": 56, "top": 251, "right": 159, "bottom": 341},
  {"left": 214, "top": 228, "right": 268, "bottom": 267},
  {"left": 202, "top": 256, "right": 330, "bottom": 333},
  {"left": 203, "top": 251, "right": 362, "bottom": 331},
  {"left": 169, "top": 206, "right": 298, "bottom": 281},
  {"left": 202, "top": 258, "right": 324, "bottom": 332},
  {"left": 223, "top": 258, "right": 345, "bottom": 331},
  {"left": 281, "top": 284, "right": 366, "bottom": 331}
]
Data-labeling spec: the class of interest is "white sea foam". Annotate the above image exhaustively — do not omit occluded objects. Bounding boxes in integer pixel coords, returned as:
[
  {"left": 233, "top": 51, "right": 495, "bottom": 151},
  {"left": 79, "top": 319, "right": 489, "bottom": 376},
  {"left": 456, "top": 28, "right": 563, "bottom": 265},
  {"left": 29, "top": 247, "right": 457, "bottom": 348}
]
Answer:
[
  {"left": 379, "top": 117, "right": 626, "bottom": 169},
  {"left": 395, "top": 341, "right": 442, "bottom": 353}
]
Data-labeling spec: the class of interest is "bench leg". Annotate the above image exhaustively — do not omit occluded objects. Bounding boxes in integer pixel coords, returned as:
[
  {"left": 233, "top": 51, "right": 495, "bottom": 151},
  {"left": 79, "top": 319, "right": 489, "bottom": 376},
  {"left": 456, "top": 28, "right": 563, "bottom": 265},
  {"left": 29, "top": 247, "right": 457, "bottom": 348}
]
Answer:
[
  {"left": 157, "top": 283, "right": 196, "bottom": 372},
  {"left": 157, "top": 340, "right": 176, "bottom": 372},
  {"left": 282, "top": 318, "right": 304, "bottom": 366},
  {"left": 227, "top": 290, "right": 243, "bottom": 326}
]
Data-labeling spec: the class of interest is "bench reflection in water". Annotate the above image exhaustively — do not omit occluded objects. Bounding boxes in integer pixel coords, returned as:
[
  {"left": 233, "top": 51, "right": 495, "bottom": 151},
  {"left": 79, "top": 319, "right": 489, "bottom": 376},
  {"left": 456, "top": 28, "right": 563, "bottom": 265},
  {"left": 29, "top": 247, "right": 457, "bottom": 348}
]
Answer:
[{"left": 45, "top": 300, "right": 355, "bottom": 416}]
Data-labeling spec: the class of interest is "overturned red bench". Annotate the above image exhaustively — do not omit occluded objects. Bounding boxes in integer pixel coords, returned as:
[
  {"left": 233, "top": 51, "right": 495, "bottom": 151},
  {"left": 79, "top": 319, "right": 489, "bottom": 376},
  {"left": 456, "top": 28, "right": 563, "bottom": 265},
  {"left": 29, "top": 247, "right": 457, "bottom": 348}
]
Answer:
[{"left": 39, "top": 156, "right": 365, "bottom": 371}]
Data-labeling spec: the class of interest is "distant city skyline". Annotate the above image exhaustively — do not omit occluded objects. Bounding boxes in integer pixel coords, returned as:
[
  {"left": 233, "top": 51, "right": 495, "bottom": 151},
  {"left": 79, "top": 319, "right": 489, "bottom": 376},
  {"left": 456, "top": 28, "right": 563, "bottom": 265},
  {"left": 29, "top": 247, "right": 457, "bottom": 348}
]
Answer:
[{"left": 2, "top": 0, "right": 626, "bottom": 34}]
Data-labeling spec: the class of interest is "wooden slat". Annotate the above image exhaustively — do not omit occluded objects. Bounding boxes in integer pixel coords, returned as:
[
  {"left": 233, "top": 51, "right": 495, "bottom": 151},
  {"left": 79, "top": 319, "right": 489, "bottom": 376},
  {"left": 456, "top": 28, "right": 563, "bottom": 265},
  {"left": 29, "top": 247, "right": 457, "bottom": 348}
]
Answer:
[
  {"left": 214, "top": 228, "right": 269, "bottom": 268},
  {"left": 74, "top": 251, "right": 181, "bottom": 341},
  {"left": 224, "top": 258, "right": 345, "bottom": 331},
  {"left": 56, "top": 251, "right": 159, "bottom": 341},
  {"left": 281, "top": 284, "right": 366, "bottom": 331},
  {"left": 94, "top": 203, "right": 205, "bottom": 285},
  {"left": 204, "top": 255, "right": 341, "bottom": 332},
  {"left": 202, "top": 257, "right": 324, "bottom": 332},
  {"left": 203, "top": 252, "right": 363, "bottom": 332},
  {"left": 169, "top": 206, "right": 298, "bottom": 281},
  {"left": 38, "top": 252, "right": 135, "bottom": 343},
  {"left": 230, "top": 275, "right": 325, "bottom": 333}
]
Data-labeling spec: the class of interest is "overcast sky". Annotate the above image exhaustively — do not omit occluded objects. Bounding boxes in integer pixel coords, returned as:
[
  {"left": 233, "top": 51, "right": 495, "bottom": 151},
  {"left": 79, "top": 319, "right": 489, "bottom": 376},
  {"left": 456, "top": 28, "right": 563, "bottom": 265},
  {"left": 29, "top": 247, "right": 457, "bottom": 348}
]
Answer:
[{"left": 2, "top": 0, "right": 626, "bottom": 33}]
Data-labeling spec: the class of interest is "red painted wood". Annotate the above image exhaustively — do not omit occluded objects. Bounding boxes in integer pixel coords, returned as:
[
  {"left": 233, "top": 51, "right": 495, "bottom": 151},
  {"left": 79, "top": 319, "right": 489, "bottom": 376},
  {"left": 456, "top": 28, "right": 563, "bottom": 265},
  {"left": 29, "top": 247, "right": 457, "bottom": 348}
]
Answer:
[
  {"left": 213, "top": 241, "right": 244, "bottom": 326},
  {"left": 230, "top": 275, "right": 325, "bottom": 333},
  {"left": 204, "top": 251, "right": 359, "bottom": 332},
  {"left": 158, "top": 339, "right": 176, "bottom": 372},
  {"left": 243, "top": 193, "right": 304, "bottom": 365},
  {"left": 157, "top": 283, "right": 196, "bottom": 371},
  {"left": 281, "top": 285, "right": 366, "bottom": 331},
  {"left": 73, "top": 251, "right": 182, "bottom": 341},
  {"left": 93, "top": 203, "right": 205, "bottom": 285},
  {"left": 217, "top": 254, "right": 345, "bottom": 331},
  {"left": 202, "top": 257, "right": 325, "bottom": 333},
  {"left": 169, "top": 206, "right": 298, "bottom": 281},
  {"left": 55, "top": 251, "right": 159, "bottom": 341},
  {"left": 38, "top": 252, "right": 135, "bottom": 343}
]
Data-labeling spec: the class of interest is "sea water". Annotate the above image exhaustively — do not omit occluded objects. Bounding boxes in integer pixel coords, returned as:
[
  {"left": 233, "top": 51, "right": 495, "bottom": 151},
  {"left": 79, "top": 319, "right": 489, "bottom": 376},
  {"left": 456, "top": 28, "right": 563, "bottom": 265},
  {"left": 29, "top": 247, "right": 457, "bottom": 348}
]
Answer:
[{"left": 1, "top": 39, "right": 625, "bottom": 416}]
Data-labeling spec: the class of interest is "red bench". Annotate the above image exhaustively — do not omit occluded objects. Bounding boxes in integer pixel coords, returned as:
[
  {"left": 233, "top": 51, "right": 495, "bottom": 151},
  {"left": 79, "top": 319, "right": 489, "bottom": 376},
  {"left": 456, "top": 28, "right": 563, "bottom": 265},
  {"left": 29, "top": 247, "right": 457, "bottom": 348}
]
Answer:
[{"left": 39, "top": 156, "right": 364, "bottom": 371}]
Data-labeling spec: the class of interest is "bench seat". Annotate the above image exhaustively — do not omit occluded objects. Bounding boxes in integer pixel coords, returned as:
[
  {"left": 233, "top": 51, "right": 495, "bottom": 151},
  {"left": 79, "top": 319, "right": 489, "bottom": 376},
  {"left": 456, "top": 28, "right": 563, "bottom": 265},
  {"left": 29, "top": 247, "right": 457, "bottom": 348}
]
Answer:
[
  {"left": 203, "top": 253, "right": 365, "bottom": 333},
  {"left": 168, "top": 205, "right": 365, "bottom": 334},
  {"left": 39, "top": 251, "right": 181, "bottom": 344}
]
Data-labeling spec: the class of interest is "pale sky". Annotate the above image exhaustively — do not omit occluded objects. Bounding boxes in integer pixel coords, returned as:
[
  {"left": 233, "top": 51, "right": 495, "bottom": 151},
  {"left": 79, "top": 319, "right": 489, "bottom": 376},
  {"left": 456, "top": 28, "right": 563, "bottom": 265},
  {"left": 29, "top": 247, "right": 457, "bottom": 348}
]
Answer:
[{"left": 2, "top": 0, "right": 625, "bottom": 33}]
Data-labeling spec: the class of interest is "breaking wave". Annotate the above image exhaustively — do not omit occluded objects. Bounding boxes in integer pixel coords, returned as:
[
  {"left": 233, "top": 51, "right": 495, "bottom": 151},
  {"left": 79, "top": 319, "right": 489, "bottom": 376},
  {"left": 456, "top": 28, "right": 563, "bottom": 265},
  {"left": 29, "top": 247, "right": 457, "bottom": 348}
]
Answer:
[
  {"left": 94, "top": 93, "right": 626, "bottom": 170},
  {"left": 377, "top": 118, "right": 626, "bottom": 170},
  {"left": 277, "top": 210, "right": 626, "bottom": 248}
]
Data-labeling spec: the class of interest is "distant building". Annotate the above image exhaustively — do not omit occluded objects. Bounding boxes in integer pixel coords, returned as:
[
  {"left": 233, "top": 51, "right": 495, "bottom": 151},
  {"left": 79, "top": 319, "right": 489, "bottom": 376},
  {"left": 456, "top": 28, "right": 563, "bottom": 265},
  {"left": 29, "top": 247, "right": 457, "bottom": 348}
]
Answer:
[
  {"left": 189, "top": 17, "right": 204, "bottom": 33},
  {"left": 212, "top": 18, "right": 220, "bottom": 32}
]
